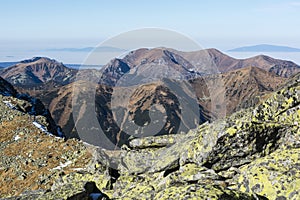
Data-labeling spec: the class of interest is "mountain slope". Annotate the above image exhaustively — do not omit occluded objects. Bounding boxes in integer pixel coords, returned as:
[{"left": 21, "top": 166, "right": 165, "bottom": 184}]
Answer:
[
  {"left": 1, "top": 71, "right": 299, "bottom": 200},
  {"left": 6, "top": 48, "right": 296, "bottom": 141},
  {"left": 100, "top": 48, "right": 199, "bottom": 87},
  {"left": 0, "top": 76, "right": 17, "bottom": 96},
  {"left": 24, "top": 66, "right": 286, "bottom": 142},
  {"left": 191, "top": 66, "right": 286, "bottom": 116},
  {"left": 168, "top": 48, "right": 300, "bottom": 77},
  {"left": 99, "top": 46, "right": 294, "bottom": 88},
  {"left": 0, "top": 57, "right": 77, "bottom": 86},
  {"left": 0, "top": 76, "right": 61, "bottom": 136}
]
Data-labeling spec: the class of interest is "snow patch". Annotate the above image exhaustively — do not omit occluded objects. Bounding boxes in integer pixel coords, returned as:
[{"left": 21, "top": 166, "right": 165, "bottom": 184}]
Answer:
[
  {"left": 52, "top": 161, "right": 72, "bottom": 170},
  {"left": 14, "top": 135, "right": 21, "bottom": 141},
  {"left": 3, "top": 100, "right": 16, "bottom": 109},
  {"left": 70, "top": 168, "right": 85, "bottom": 171},
  {"left": 32, "top": 121, "right": 51, "bottom": 135}
]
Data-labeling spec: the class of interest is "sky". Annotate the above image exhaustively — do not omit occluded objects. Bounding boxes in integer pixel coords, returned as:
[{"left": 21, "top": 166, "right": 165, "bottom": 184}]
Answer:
[{"left": 0, "top": 0, "right": 300, "bottom": 63}]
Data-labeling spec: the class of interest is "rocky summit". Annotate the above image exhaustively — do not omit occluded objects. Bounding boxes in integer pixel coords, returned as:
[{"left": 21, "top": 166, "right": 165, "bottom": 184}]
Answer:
[{"left": 0, "top": 70, "right": 299, "bottom": 199}]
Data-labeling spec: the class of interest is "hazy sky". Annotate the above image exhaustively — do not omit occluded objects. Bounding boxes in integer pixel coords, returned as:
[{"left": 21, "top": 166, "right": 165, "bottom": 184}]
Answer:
[{"left": 0, "top": 0, "right": 300, "bottom": 64}]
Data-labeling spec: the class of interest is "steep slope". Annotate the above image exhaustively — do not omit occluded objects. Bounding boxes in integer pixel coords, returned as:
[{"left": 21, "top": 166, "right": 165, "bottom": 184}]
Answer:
[
  {"left": 100, "top": 48, "right": 199, "bottom": 87},
  {"left": 97, "top": 47, "right": 299, "bottom": 87},
  {"left": 0, "top": 113, "right": 91, "bottom": 198},
  {"left": 0, "top": 76, "right": 60, "bottom": 136},
  {"left": 239, "top": 54, "right": 300, "bottom": 77},
  {"left": 2, "top": 72, "right": 299, "bottom": 200},
  {"left": 0, "top": 76, "right": 17, "bottom": 96},
  {"left": 105, "top": 71, "right": 300, "bottom": 199},
  {"left": 25, "top": 66, "right": 286, "bottom": 145},
  {"left": 169, "top": 48, "right": 300, "bottom": 77},
  {"left": 35, "top": 79, "right": 205, "bottom": 146},
  {"left": 8, "top": 49, "right": 296, "bottom": 142},
  {"left": 191, "top": 66, "right": 286, "bottom": 116},
  {"left": 0, "top": 57, "right": 77, "bottom": 86}
]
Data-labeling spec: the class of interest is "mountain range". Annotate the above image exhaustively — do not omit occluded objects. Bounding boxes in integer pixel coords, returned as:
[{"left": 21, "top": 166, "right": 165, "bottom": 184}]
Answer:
[
  {"left": 0, "top": 48, "right": 299, "bottom": 199},
  {"left": 1, "top": 48, "right": 299, "bottom": 88},
  {"left": 0, "top": 62, "right": 18, "bottom": 68},
  {"left": 0, "top": 48, "right": 298, "bottom": 144},
  {"left": 228, "top": 44, "right": 300, "bottom": 52}
]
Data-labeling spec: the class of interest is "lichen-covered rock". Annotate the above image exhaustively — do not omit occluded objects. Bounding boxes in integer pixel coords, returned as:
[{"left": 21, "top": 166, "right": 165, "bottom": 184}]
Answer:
[
  {"left": 230, "top": 148, "right": 300, "bottom": 200},
  {"left": 153, "top": 184, "right": 265, "bottom": 200},
  {"left": 111, "top": 75, "right": 300, "bottom": 199}
]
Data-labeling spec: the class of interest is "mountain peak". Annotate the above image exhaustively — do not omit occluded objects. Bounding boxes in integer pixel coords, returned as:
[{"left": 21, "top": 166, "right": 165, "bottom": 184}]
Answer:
[
  {"left": 20, "top": 56, "right": 60, "bottom": 64},
  {"left": 0, "top": 57, "right": 76, "bottom": 86}
]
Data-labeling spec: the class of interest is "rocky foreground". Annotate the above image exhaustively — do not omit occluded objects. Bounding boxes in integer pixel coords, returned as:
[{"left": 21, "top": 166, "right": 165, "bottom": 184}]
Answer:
[{"left": 0, "top": 73, "right": 299, "bottom": 199}]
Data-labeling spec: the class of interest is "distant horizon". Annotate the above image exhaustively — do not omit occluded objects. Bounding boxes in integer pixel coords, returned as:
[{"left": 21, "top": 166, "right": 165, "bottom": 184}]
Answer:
[
  {"left": 1, "top": 44, "right": 300, "bottom": 66},
  {"left": 1, "top": 0, "right": 300, "bottom": 57}
]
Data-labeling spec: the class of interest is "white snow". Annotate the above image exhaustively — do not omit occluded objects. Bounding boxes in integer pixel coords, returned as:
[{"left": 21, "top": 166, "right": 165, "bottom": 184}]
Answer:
[
  {"left": 70, "top": 168, "right": 85, "bottom": 171},
  {"left": 32, "top": 121, "right": 51, "bottom": 135},
  {"left": 14, "top": 135, "right": 21, "bottom": 141},
  {"left": 52, "top": 161, "right": 72, "bottom": 170},
  {"left": 3, "top": 100, "right": 16, "bottom": 109}
]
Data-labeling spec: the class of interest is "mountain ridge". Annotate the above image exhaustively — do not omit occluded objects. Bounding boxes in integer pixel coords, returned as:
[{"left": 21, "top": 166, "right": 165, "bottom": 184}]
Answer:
[
  {"left": 0, "top": 57, "right": 77, "bottom": 86},
  {"left": 1, "top": 47, "right": 299, "bottom": 89}
]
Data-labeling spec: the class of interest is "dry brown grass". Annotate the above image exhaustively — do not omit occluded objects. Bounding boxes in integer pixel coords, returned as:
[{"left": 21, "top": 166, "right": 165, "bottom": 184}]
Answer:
[{"left": 0, "top": 116, "right": 92, "bottom": 197}]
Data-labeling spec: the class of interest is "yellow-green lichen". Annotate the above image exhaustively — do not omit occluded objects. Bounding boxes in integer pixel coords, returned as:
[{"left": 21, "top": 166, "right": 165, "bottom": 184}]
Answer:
[{"left": 231, "top": 148, "right": 300, "bottom": 199}]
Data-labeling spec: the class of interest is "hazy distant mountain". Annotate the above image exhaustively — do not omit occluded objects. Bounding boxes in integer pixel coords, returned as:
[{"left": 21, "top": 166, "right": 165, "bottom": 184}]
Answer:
[
  {"left": 228, "top": 44, "right": 300, "bottom": 52},
  {"left": 46, "top": 46, "right": 127, "bottom": 52},
  {"left": 0, "top": 57, "right": 77, "bottom": 86},
  {"left": 0, "top": 62, "right": 18, "bottom": 68}
]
